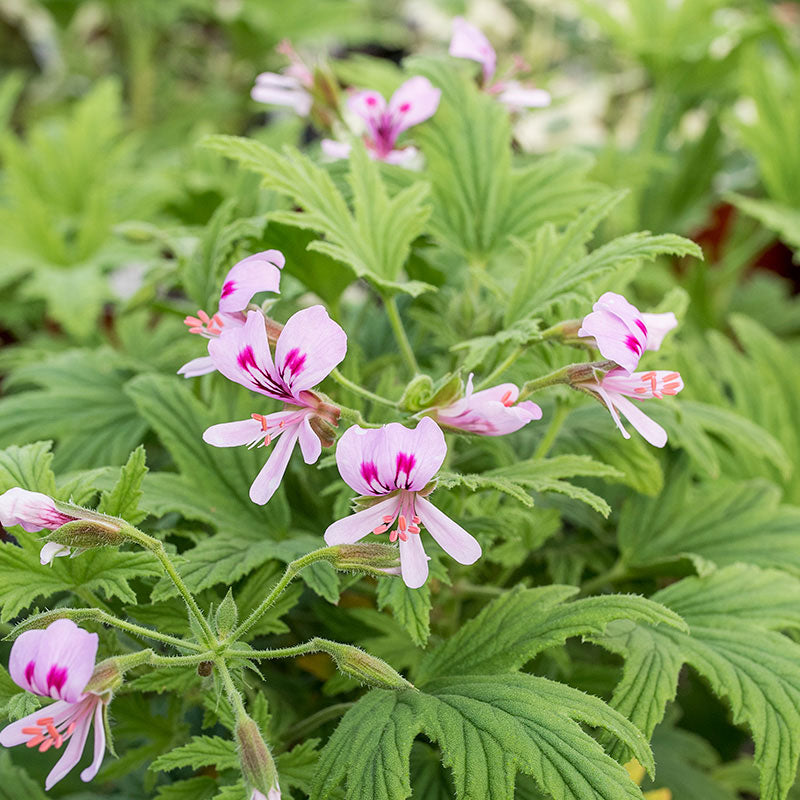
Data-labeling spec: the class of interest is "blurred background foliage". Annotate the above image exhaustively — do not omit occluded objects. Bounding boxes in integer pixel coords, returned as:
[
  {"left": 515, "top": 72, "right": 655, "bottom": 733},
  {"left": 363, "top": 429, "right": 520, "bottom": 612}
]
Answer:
[{"left": 1, "top": 0, "right": 799, "bottom": 798}]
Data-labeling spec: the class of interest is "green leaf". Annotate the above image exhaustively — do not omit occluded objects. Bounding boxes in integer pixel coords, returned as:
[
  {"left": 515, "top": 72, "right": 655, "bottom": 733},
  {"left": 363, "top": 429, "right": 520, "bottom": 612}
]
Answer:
[
  {"left": 0, "top": 440, "right": 57, "bottom": 496},
  {"left": 150, "top": 735, "right": 238, "bottom": 772},
  {"left": 437, "top": 471, "right": 534, "bottom": 508},
  {"left": 376, "top": 575, "right": 432, "bottom": 648},
  {"left": 595, "top": 565, "right": 800, "bottom": 800},
  {"left": 98, "top": 445, "right": 148, "bottom": 524},
  {"left": 204, "top": 135, "right": 432, "bottom": 297},
  {"left": 126, "top": 667, "right": 200, "bottom": 695},
  {"left": 416, "top": 585, "right": 686, "bottom": 683},
  {"left": 154, "top": 777, "right": 219, "bottom": 800},
  {"left": 728, "top": 193, "right": 800, "bottom": 252},
  {"left": 315, "top": 676, "right": 652, "bottom": 800},
  {"left": 275, "top": 738, "right": 323, "bottom": 794},
  {"left": 0, "top": 752, "right": 48, "bottom": 800},
  {"left": 618, "top": 459, "right": 800, "bottom": 576}
]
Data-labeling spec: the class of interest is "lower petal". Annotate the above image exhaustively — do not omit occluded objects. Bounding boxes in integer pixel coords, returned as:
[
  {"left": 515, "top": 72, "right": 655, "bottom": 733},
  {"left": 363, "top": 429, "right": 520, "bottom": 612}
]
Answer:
[
  {"left": 249, "top": 425, "right": 301, "bottom": 505},
  {"left": 203, "top": 418, "right": 264, "bottom": 448},
  {"left": 414, "top": 496, "right": 482, "bottom": 565},
  {"left": 612, "top": 395, "right": 668, "bottom": 448},
  {"left": 0, "top": 700, "right": 74, "bottom": 747},
  {"left": 321, "top": 139, "right": 352, "bottom": 160},
  {"left": 45, "top": 701, "right": 93, "bottom": 790},
  {"left": 594, "top": 386, "right": 631, "bottom": 440},
  {"left": 80, "top": 699, "right": 106, "bottom": 783},
  {"left": 399, "top": 530, "right": 429, "bottom": 589},
  {"left": 177, "top": 356, "right": 215, "bottom": 378},
  {"left": 298, "top": 417, "right": 322, "bottom": 465},
  {"left": 324, "top": 496, "right": 399, "bottom": 546}
]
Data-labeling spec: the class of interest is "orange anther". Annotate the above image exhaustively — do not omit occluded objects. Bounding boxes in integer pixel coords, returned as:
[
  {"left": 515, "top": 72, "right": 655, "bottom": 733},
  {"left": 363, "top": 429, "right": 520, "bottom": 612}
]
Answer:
[
  {"left": 408, "top": 525, "right": 420, "bottom": 534},
  {"left": 398, "top": 515, "right": 407, "bottom": 532},
  {"left": 634, "top": 387, "right": 647, "bottom": 394},
  {"left": 382, "top": 514, "right": 394, "bottom": 523},
  {"left": 36, "top": 718, "right": 54, "bottom": 726},
  {"left": 399, "top": 531, "right": 408, "bottom": 542},
  {"left": 212, "top": 314, "right": 223, "bottom": 328},
  {"left": 65, "top": 722, "right": 76, "bottom": 736},
  {"left": 665, "top": 372, "right": 679, "bottom": 381},
  {"left": 500, "top": 390, "right": 514, "bottom": 407},
  {"left": 372, "top": 524, "right": 389, "bottom": 535},
  {"left": 39, "top": 738, "right": 54, "bottom": 753},
  {"left": 662, "top": 389, "right": 678, "bottom": 396},
  {"left": 197, "top": 310, "right": 210, "bottom": 323},
  {"left": 21, "top": 727, "right": 41, "bottom": 736},
  {"left": 26, "top": 735, "right": 45, "bottom": 748},
  {"left": 640, "top": 371, "right": 658, "bottom": 393},
  {"left": 263, "top": 435, "right": 271, "bottom": 447},
  {"left": 389, "top": 530, "right": 399, "bottom": 543},
  {"left": 412, "top": 515, "right": 420, "bottom": 524},
  {"left": 184, "top": 316, "right": 203, "bottom": 327}
]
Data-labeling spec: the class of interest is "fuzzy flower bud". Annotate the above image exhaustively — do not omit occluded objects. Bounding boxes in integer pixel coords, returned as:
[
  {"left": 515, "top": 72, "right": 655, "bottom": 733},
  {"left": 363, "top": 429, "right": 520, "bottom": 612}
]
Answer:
[
  {"left": 313, "top": 639, "right": 413, "bottom": 690},
  {"left": 236, "top": 717, "right": 280, "bottom": 800},
  {"left": 326, "top": 543, "right": 403, "bottom": 578}
]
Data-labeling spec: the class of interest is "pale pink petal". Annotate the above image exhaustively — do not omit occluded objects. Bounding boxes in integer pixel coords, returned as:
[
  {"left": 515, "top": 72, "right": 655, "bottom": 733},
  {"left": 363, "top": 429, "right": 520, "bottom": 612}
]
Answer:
[
  {"left": 79, "top": 699, "right": 106, "bottom": 783},
  {"left": 177, "top": 355, "right": 215, "bottom": 378},
  {"left": 10, "top": 619, "right": 99, "bottom": 702},
  {"left": 347, "top": 90, "right": 387, "bottom": 127},
  {"left": 204, "top": 410, "right": 300, "bottom": 449},
  {"left": 335, "top": 425, "right": 391, "bottom": 496},
  {"left": 252, "top": 73, "right": 312, "bottom": 116},
  {"left": 449, "top": 17, "right": 496, "bottom": 82},
  {"left": 593, "top": 385, "right": 630, "bottom": 440},
  {"left": 0, "top": 488, "right": 75, "bottom": 532},
  {"left": 218, "top": 250, "right": 284, "bottom": 313},
  {"left": 209, "top": 310, "right": 290, "bottom": 402},
  {"left": 380, "top": 146, "right": 420, "bottom": 167},
  {"left": 274, "top": 305, "right": 347, "bottom": 394},
  {"left": 414, "top": 496, "right": 482, "bottom": 565},
  {"left": 496, "top": 82, "right": 551, "bottom": 109},
  {"left": 399, "top": 530, "right": 429, "bottom": 588},
  {"left": 578, "top": 293, "right": 649, "bottom": 374},
  {"left": 610, "top": 394, "right": 668, "bottom": 448},
  {"left": 383, "top": 417, "right": 447, "bottom": 490},
  {"left": 321, "top": 139, "right": 352, "bottom": 160},
  {"left": 388, "top": 77, "right": 441, "bottom": 134},
  {"left": 298, "top": 416, "right": 322, "bottom": 464},
  {"left": 268, "top": 786, "right": 281, "bottom": 800},
  {"left": 324, "top": 496, "right": 399, "bottom": 546},
  {"left": 40, "top": 542, "right": 71, "bottom": 565},
  {"left": 249, "top": 424, "right": 301, "bottom": 505},
  {"left": 600, "top": 368, "right": 684, "bottom": 399},
  {"left": 641, "top": 311, "right": 678, "bottom": 351},
  {"left": 45, "top": 699, "right": 94, "bottom": 790},
  {"left": 0, "top": 699, "right": 74, "bottom": 747}
]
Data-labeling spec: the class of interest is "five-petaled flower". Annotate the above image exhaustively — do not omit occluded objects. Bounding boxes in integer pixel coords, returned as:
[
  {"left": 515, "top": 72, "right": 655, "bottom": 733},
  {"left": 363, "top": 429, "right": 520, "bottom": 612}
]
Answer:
[
  {"left": 578, "top": 292, "right": 678, "bottom": 374},
  {"left": 178, "top": 250, "right": 285, "bottom": 379},
  {"left": 449, "top": 17, "right": 551, "bottom": 110},
  {"left": 0, "top": 488, "right": 78, "bottom": 565},
  {"left": 433, "top": 373, "right": 542, "bottom": 435},
  {"left": 579, "top": 367, "right": 684, "bottom": 448},
  {"left": 251, "top": 40, "right": 314, "bottom": 117},
  {"left": 204, "top": 305, "right": 346, "bottom": 505},
  {"left": 324, "top": 417, "right": 481, "bottom": 588},
  {"left": 0, "top": 620, "right": 108, "bottom": 790},
  {"left": 322, "top": 76, "right": 441, "bottom": 165}
]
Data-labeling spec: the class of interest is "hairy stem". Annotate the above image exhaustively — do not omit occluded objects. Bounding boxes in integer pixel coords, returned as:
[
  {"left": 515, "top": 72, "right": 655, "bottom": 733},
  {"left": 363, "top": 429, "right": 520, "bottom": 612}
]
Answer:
[
  {"left": 114, "top": 649, "right": 212, "bottom": 673},
  {"left": 384, "top": 296, "right": 419, "bottom": 375},
  {"left": 330, "top": 368, "right": 398, "bottom": 408},
  {"left": 229, "top": 548, "right": 337, "bottom": 642},
  {"left": 217, "top": 659, "right": 247, "bottom": 718}
]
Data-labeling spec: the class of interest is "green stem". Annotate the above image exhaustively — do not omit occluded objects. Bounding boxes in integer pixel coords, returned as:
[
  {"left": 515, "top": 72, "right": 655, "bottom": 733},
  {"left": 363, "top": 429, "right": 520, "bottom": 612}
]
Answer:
[
  {"left": 227, "top": 642, "right": 321, "bottom": 660},
  {"left": 217, "top": 660, "right": 247, "bottom": 717},
  {"left": 329, "top": 368, "right": 398, "bottom": 408},
  {"left": 579, "top": 560, "right": 628, "bottom": 596},
  {"left": 229, "top": 548, "right": 336, "bottom": 642},
  {"left": 83, "top": 609, "right": 204, "bottom": 651},
  {"left": 533, "top": 402, "right": 568, "bottom": 460},
  {"left": 517, "top": 366, "right": 571, "bottom": 401},
  {"left": 147, "top": 540, "right": 216, "bottom": 647},
  {"left": 114, "top": 649, "right": 211, "bottom": 672},
  {"left": 337, "top": 405, "right": 384, "bottom": 428},
  {"left": 384, "top": 296, "right": 419, "bottom": 375}
]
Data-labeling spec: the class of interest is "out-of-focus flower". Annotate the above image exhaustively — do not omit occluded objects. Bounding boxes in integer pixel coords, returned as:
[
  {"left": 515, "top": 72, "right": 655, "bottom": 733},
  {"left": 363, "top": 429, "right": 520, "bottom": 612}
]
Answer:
[
  {"left": 204, "top": 306, "right": 346, "bottom": 505},
  {"left": 578, "top": 292, "right": 678, "bottom": 373},
  {"left": 577, "top": 367, "right": 683, "bottom": 448},
  {"left": 432, "top": 374, "right": 542, "bottom": 435},
  {"left": 179, "top": 250, "right": 284, "bottom": 379},
  {"left": 251, "top": 40, "right": 313, "bottom": 117},
  {"left": 0, "top": 620, "right": 109, "bottom": 790},
  {"left": 321, "top": 76, "right": 441, "bottom": 165},
  {"left": 324, "top": 418, "right": 481, "bottom": 588},
  {"left": 449, "top": 17, "right": 550, "bottom": 111}
]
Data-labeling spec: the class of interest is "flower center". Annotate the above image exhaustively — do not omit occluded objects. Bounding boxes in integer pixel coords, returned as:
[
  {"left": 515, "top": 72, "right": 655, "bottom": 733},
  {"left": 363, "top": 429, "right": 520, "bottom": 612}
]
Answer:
[
  {"left": 633, "top": 371, "right": 681, "bottom": 398},
  {"left": 22, "top": 716, "right": 77, "bottom": 753},
  {"left": 500, "top": 390, "right": 514, "bottom": 407},
  {"left": 371, "top": 493, "right": 422, "bottom": 542}
]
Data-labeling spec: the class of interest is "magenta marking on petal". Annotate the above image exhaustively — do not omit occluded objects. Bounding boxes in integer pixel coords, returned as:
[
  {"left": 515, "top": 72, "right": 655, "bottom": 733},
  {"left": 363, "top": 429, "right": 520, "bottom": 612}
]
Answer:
[
  {"left": 46, "top": 665, "right": 68, "bottom": 695},
  {"left": 237, "top": 346, "right": 257, "bottom": 370},
  {"left": 282, "top": 347, "right": 306, "bottom": 376},
  {"left": 395, "top": 452, "right": 416, "bottom": 488},
  {"left": 366, "top": 96, "right": 377, "bottom": 106},
  {"left": 220, "top": 280, "right": 235, "bottom": 299},
  {"left": 635, "top": 318, "right": 648, "bottom": 337},
  {"left": 360, "top": 461, "right": 379, "bottom": 485},
  {"left": 399, "top": 102, "right": 411, "bottom": 112},
  {"left": 25, "top": 660, "right": 35, "bottom": 686},
  {"left": 625, "top": 335, "right": 642, "bottom": 354}
]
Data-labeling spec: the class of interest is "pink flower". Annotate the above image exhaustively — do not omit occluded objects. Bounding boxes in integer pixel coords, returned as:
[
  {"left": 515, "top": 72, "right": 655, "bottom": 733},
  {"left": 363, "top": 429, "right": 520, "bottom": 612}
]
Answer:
[
  {"left": 578, "top": 292, "right": 678, "bottom": 374},
  {"left": 0, "top": 619, "right": 107, "bottom": 790},
  {"left": 204, "top": 305, "right": 346, "bottom": 505},
  {"left": 583, "top": 367, "right": 684, "bottom": 448},
  {"left": 321, "top": 76, "right": 441, "bottom": 165},
  {"left": 324, "top": 418, "right": 481, "bottom": 588},
  {"left": 0, "top": 488, "right": 78, "bottom": 565},
  {"left": 449, "top": 18, "right": 551, "bottom": 111},
  {"left": 251, "top": 40, "right": 313, "bottom": 117},
  {"left": 433, "top": 374, "right": 542, "bottom": 435},
  {"left": 250, "top": 787, "right": 281, "bottom": 800},
  {"left": 178, "top": 250, "right": 284, "bottom": 379}
]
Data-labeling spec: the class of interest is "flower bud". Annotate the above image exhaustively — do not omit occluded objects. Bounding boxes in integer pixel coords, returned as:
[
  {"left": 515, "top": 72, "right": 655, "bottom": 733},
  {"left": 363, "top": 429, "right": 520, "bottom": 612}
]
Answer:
[
  {"left": 43, "top": 519, "right": 127, "bottom": 550},
  {"left": 236, "top": 716, "right": 280, "bottom": 800},
  {"left": 564, "top": 360, "right": 617, "bottom": 385},
  {"left": 85, "top": 658, "right": 124, "bottom": 696},
  {"left": 309, "top": 414, "right": 338, "bottom": 448},
  {"left": 326, "top": 543, "right": 402, "bottom": 578},
  {"left": 313, "top": 639, "right": 413, "bottom": 690}
]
